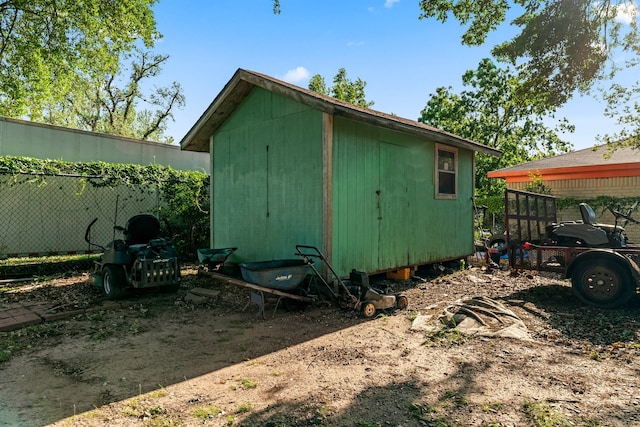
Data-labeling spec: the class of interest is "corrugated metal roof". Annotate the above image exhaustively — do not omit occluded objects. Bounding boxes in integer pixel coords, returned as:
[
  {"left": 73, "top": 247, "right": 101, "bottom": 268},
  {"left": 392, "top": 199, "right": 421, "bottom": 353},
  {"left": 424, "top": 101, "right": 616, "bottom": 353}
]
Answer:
[
  {"left": 489, "top": 144, "right": 640, "bottom": 175},
  {"left": 179, "top": 68, "right": 501, "bottom": 157}
]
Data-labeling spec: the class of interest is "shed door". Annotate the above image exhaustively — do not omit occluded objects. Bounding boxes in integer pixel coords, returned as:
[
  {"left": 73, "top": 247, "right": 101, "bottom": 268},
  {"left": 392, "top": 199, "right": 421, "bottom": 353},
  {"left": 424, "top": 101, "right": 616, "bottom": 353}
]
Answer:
[{"left": 378, "top": 142, "right": 409, "bottom": 267}]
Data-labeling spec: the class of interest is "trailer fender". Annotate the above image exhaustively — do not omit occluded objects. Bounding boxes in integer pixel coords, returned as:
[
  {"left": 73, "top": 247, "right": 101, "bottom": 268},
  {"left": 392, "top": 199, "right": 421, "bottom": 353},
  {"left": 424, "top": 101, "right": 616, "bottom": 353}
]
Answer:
[{"left": 566, "top": 249, "right": 640, "bottom": 282}]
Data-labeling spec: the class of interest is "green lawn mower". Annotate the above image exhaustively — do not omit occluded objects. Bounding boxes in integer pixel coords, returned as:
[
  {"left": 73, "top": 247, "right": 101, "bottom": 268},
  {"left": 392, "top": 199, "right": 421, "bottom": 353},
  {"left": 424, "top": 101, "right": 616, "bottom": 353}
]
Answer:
[{"left": 84, "top": 213, "right": 181, "bottom": 299}]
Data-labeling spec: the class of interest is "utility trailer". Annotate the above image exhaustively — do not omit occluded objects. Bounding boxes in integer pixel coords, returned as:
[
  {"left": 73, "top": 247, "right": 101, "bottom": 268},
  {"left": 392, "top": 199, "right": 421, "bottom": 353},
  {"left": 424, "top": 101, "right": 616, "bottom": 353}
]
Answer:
[{"left": 501, "top": 189, "right": 640, "bottom": 308}]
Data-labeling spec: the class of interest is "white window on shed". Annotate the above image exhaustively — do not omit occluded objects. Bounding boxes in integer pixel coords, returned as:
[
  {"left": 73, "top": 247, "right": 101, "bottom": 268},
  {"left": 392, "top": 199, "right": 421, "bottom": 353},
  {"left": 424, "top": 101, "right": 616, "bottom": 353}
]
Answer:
[{"left": 436, "top": 145, "right": 457, "bottom": 199}]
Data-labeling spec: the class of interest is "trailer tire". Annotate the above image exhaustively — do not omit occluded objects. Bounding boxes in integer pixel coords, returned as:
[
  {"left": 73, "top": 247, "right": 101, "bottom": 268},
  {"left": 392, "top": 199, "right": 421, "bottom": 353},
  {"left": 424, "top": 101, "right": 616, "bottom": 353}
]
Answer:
[
  {"left": 571, "top": 259, "right": 634, "bottom": 308},
  {"left": 103, "top": 265, "right": 126, "bottom": 300}
]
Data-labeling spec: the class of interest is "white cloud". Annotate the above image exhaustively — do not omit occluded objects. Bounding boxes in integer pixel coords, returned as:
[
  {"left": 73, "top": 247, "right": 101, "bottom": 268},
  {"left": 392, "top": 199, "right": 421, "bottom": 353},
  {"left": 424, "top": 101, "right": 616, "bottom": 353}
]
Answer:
[
  {"left": 281, "top": 66, "right": 310, "bottom": 83},
  {"left": 614, "top": 1, "right": 637, "bottom": 24},
  {"left": 347, "top": 41, "right": 365, "bottom": 47},
  {"left": 384, "top": 0, "right": 400, "bottom": 8}
]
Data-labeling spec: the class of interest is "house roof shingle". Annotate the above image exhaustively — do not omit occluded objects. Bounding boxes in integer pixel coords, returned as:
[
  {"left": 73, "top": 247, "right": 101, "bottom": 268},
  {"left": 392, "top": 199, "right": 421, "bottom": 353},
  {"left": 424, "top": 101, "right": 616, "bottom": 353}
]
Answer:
[{"left": 179, "top": 69, "right": 502, "bottom": 156}]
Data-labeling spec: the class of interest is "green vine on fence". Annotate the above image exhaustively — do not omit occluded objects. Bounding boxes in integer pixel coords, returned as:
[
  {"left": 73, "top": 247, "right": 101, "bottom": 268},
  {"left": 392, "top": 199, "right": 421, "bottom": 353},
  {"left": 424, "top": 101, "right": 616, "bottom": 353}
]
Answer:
[
  {"left": 0, "top": 155, "right": 210, "bottom": 259},
  {"left": 0, "top": 155, "right": 201, "bottom": 188}
]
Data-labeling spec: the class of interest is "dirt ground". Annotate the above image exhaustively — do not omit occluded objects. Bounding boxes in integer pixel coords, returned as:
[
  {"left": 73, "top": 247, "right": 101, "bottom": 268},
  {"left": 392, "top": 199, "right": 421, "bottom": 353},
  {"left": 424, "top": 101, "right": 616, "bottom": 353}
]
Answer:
[{"left": 0, "top": 260, "right": 639, "bottom": 427}]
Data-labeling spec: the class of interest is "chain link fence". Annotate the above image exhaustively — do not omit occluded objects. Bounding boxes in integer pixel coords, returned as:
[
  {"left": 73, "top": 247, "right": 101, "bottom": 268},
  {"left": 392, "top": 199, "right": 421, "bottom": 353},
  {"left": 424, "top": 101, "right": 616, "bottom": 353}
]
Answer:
[{"left": 0, "top": 172, "right": 209, "bottom": 276}]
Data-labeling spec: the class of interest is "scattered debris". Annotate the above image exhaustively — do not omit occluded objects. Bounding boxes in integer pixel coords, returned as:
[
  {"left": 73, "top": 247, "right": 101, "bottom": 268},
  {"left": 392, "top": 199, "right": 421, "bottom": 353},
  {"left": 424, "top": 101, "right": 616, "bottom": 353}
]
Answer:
[{"left": 412, "top": 296, "right": 532, "bottom": 341}]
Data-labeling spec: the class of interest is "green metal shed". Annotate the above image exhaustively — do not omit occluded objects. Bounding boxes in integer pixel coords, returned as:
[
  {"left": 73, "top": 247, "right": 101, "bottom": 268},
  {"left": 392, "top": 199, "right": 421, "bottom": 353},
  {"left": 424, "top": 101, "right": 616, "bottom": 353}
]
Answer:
[{"left": 181, "top": 69, "right": 501, "bottom": 277}]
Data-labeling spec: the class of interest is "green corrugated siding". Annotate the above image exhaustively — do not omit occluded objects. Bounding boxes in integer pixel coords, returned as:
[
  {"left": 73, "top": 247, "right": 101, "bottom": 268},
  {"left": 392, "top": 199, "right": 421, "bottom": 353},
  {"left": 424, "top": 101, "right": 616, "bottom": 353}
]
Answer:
[
  {"left": 211, "top": 92, "right": 475, "bottom": 277},
  {"left": 331, "top": 117, "right": 473, "bottom": 277},
  {"left": 212, "top": 88, "right": 323, "bottom": 263}
]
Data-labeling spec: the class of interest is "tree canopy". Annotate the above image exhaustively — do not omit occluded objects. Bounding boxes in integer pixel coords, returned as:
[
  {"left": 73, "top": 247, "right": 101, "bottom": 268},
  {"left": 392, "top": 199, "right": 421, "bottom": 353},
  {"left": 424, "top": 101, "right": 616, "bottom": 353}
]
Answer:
[
  {"left": 0, "top": 0, "right": 183, "bottom": 143},
  {"left": 0, "top": 0, "right": 159, "bottom": 118},
  {"left": 418, "top": 0, "right": 639, "bottom": 111},
  {"left": 308, "top": 68, "right": 374, "bottom": 108},
  {"left": 43, "top": 50, "right": 184, "bottom": 143},
  {"left": 419, "top": 59, "right": 573, "bottom": 196}
]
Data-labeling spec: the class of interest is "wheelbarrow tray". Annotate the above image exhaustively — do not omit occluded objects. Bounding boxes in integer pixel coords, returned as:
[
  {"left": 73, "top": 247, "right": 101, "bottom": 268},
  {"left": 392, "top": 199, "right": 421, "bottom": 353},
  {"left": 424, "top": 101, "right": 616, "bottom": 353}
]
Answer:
[
  {"left": 239, "top": 259, "right": 310, "bottom": 291},
  {"left": 197, "top": 248, "right": 237, "bottom": 268}
]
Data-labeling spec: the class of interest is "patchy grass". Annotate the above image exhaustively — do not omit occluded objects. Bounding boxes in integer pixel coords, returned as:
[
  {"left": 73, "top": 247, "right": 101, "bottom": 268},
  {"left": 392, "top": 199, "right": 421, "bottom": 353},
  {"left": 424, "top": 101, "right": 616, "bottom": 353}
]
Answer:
[
  {"left": 522, "top": 400, "right": 572, "bottom": 427},
  {"left": 148, "top": 389, "right": 167, "bottom": 399},
  {"left": 237, "top": 377, "right": 258, "bottom": 389},
  {"left": 0, "top": 254, "right": 99, "bottom": 277},
  {"left": 407, "top": 402, "right": 453, "bottom": 426},
  {"left": 587, "top": 349, "right": 612, "bottom": 361},
  {"left": 192, "top": 404, "right": 223, "bottom": 421},
  {"left": 441, "top": 390, "right": 469, "bottom": 406},
  {"left": 481, "top": 401, "right": 504, "bottom": 413},
  {"left": 234, "top": 403, "right": 252, "bottom": 414},
  {"left": 424, "top": 323, "right": 467, "bottom": 347}
]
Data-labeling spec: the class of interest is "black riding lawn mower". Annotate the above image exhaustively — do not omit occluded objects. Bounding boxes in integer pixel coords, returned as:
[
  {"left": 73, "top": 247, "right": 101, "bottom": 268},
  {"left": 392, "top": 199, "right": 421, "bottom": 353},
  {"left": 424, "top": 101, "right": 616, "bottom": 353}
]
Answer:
[
  {"left": 486, "top": 201, "right": 640, "bottom": 264},
  {"left": 548, "top": 202, "right": 639, "bottom": 248},
  {"left": 85, "top": 213, "right": 181, "bottom": 299}
]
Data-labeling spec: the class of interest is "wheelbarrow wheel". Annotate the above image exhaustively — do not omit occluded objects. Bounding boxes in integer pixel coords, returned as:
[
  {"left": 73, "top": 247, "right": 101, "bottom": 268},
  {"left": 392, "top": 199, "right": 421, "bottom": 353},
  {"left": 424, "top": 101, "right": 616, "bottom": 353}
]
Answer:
[
  {"left": 103, "top": 265, "right": 126, "bottom": 300},
  {"left": 396, "top": 294, "right": 409, "bottom": 310},
  {"left": 361, "top": 302, "right": 376, "bottom": 318}
]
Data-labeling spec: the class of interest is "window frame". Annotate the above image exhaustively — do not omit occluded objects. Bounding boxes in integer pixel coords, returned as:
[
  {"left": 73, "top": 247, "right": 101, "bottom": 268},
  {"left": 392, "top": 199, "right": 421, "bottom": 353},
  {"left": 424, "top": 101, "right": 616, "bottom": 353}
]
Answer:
[{"left": 435, "top": 144, "right": 458, "bottom": 199}]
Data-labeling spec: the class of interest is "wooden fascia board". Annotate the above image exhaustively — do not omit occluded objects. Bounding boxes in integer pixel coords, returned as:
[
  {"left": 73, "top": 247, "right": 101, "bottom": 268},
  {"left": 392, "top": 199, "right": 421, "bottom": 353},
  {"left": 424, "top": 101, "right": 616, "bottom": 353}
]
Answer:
[
  {"left": 180, "top": 74, "right": 254, "bottom": 152},
  {"left": 488, "top": 162, "right": 640, "bottom": 182}
]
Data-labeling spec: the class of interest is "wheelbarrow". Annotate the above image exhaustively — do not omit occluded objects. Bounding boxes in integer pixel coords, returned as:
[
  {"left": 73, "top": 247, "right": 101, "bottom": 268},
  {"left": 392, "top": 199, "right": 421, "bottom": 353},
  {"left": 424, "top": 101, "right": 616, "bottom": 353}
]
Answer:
[
  {"left": 294, "top": 245, "right": 408, "bottom": 318},
  {"left": 238, "top": 259, "right": 314, "bottom": 317},
  {"left": 198, "top": 258, "right": 314, "bottom": 319},
  {"left": 197, "top": 247, "right": 237, "bottom": 271}
]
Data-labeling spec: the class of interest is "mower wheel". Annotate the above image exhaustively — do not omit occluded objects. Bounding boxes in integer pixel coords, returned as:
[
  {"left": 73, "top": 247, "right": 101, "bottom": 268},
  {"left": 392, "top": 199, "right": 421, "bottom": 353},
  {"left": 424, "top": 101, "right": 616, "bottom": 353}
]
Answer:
[
  {"left": 361, "top": 302, "right": 376, "bottom": 318},
  {"left": 396, "top": 294, "right": 409, "bottom": 310},
  {"left": 103, "top": 265, "right": 126, "bottom": 300}
]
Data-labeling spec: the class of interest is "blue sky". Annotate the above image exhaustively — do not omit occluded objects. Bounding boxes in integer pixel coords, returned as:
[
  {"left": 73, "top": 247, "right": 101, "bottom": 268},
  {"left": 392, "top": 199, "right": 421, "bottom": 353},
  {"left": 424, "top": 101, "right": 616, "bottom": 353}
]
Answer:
[{"left": 150, "top": 0, "right": 634, "bottom": 151}]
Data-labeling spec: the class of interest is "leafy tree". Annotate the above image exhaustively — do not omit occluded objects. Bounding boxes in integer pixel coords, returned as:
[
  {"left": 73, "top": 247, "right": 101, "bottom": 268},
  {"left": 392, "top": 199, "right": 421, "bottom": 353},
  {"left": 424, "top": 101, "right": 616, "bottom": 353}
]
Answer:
[
  {"left": 417, "top": 1, "right": 639, "bottom": 109},
  {"left": 308, "top": 74, "right": 328, "bottom": 96},
  {"left": 0, "top": 0, "right": 160, "bottom": 119},
  {"left": 44, "top": 50, "right": 185, "bottom": 143},
  {"left": 308, "top": 68, "right": 374, "bottom": 108},
  {"left": 601, "top": 81, "right": 640, "bottom": 149},
  {"left": 419, "top": 59, "right": 573, "bottom": 196}
]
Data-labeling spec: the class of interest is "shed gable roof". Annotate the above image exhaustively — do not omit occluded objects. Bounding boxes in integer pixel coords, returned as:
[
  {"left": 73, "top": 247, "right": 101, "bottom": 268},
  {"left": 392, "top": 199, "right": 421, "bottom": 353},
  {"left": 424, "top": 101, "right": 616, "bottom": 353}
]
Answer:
[{"left": 180, "top": 69, "right": 501, "bottom": 156}]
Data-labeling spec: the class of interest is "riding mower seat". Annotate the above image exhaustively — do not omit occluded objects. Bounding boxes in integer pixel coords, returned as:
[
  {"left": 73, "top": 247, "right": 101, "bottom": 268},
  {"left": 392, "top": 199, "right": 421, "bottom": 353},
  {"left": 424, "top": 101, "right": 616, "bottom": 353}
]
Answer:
[
  {"left": 579, "top": 203, "right": 623, "bottom": 236},
  {"left": 124, "top": 214, "right": 162, "bottom": 251}
]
